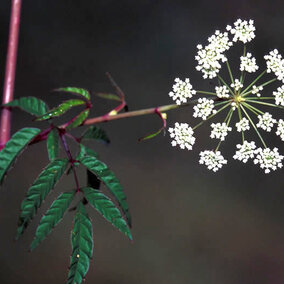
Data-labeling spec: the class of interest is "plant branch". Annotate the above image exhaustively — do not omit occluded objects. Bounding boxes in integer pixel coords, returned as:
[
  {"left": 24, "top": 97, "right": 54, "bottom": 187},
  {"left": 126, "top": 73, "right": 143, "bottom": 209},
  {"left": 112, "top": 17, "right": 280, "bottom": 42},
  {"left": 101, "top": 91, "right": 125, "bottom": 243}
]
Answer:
[
  {"left": 0, "top": 0, "right": 22, "bottom": 149},
  {"left": 82, "top": 101, "right": 198, "bottom": 126},
  {"left": 60, "top": 132, "right": 80, "bottom": 192}
]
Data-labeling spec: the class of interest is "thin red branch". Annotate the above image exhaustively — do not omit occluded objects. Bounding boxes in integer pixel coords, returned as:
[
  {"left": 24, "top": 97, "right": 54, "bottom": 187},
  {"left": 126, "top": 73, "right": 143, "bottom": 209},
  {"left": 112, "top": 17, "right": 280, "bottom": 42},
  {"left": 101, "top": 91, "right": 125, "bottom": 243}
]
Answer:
[
  {"left": 59, "top": 132, "right": 80, "bottom": 193},
  {"left": 0, "top": 0, "right": 22, "bottom": 149}
]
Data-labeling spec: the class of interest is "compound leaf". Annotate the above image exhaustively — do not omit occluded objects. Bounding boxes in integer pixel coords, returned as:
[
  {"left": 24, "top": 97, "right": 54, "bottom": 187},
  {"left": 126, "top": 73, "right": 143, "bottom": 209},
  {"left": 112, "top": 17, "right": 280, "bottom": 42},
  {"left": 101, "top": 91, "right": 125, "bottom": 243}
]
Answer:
[
  {"left": 47, "top": 128, "right": 59, "bottom": 161},
  {"left": 82, "top": 187, "right": 132, "bottom": 240},
  {"left": 31, "top": 191, "right": 75, "bottom": 250},
  {"left": 16, "top": 158, "right": 69, "bottom": 239},
  {"left": 4, "top": 97, "right": 48, "bottom": 116},
  {"left": 67, "top": 202, "right": 93, "bottom": 284},
  {"left": 81, "top": 126, "right": 110, "bottom": 144},
  {"left": 56, "top": 87, "right": 90, "bottom": 101},
  {"left": 79, "top": 156, "right": 131, "bottom": 227},
  {"left": 0, "top": 128, "right": 41, "bottom": 184},
  {"left": 66, "top": 109, "right": 90, "bottom": 130},
  {"left": 36, "top": 99, "right": 85, "bottom": 121}
]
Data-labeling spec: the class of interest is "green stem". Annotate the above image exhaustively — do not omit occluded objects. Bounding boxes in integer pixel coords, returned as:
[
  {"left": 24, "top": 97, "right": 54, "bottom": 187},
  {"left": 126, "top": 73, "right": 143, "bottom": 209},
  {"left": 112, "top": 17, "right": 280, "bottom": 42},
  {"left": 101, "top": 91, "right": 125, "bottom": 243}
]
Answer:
[
  {"left": 226, "top": 61, "right": 234, "bottom": 84},
  {"left": 245, "top": 99, "right": 284, "bottom": 109},
  {"left": 244, "top": 97, "right": 273, "bottom": 100},
  {"left": 241, "top": 69, "right": 267, "bottom": 95},
  {"left": 196, "top": 90, "right": 217, "bottom": 96},
  {"left": 237, "top": 106, "right": 245, "bottom": 143},
  {"left": 214, "top": 108, "right": 233, "bottom": 152},
  {"left": 218, "top": 75, "right": 234, "bottom": 96},
  {"left": 240, "top": 105, "right": 267, "bottom": 148},
  {"left": 242, "top": 78, "right": 277, "bottom": 97},
  {"left": 192, "top": 102, "right": 231, "bottom": 130},
  {"left": 243, "top": 102, "right": 264, "bottom": 115},
  {"left": 240, "top": 45, "right": 246, "bottom": 84}
]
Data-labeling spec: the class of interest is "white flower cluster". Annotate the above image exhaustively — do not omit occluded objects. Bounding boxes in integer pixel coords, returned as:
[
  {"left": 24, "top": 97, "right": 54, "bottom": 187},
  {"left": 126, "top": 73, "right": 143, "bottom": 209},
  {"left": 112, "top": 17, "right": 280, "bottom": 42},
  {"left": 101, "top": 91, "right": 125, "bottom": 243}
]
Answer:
[
  {"left": 199, "top": 150, "right": 227, "bottom": 172},
  {"left": 264, "top": 49, "right": 284, "bottom": 82},
  {"left": 236, "top": 117, "right": 250, "bottom": 132},
  {"left": 233, "top": 141, "right": 256, "bottom": 163},
  {"left": 168, "top": 122, "right": 196, "bottom": 150},
  {"left": 193, "top": 98, "right": 216, "bottom": 120},
  {"left": 251, "top": 85, "right": 263, "bottom": 97},
  {"left": 168, "top": 19, "right": 284, "bottom": 174},
  {"left": 276, "top": 119, "right": 284, "bottom": 141},
  {"left": 256, "top": 112, "right": 276, "bottom": 132},
  {"left": 169, "top": 78, "right": 196, "bottom": 105},
  {"left": 272, "top": 85, "right": 284, "bottom": 106},
  {"left": 240, "top": 53, "right": 259, "bottom": 73},
  {"left": 195, "top": 31, "right": 232, "bottom": 79},
  {"left": 210, "top": 122, "right": 232, "bottom": 141},
  {"left": 230, "top": 79, "right": 243, "bottom": 91},
  {"left": 254, "top": 147, "right": 283, "bottom": 173},
  {"left": 215, "top": 85, "right": 230, "bottom": 98},
  {"left": 226, "top": 19, "right": 256, "bottom": 43}
]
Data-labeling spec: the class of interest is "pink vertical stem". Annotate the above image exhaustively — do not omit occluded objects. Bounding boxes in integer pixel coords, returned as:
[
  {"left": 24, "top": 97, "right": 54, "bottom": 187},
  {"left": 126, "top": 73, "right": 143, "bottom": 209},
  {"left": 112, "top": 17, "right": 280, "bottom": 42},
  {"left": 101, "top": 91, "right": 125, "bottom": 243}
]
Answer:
[{"left": 0, "top": 0, "right": 22, "bottom": 148}]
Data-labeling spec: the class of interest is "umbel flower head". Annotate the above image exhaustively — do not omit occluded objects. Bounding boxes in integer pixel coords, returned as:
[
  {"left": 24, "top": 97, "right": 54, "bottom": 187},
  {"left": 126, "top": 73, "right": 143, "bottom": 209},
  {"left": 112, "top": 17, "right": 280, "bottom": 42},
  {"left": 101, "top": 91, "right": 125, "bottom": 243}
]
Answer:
[{"left": 168, "top": 19, "right": 284, "bottom": 173}]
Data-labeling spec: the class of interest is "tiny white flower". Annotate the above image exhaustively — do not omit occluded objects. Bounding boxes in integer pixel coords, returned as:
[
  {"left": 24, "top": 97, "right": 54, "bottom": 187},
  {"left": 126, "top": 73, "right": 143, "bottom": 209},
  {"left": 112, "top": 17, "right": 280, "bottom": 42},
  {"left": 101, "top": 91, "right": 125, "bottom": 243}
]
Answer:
[
  {"left": 193, "top": 98, "right": 217, "bottom": 120},
  {"left": 236, "top": 117, "right": 250, "bottom": 132},
  {"left": 195, "top": 46, "right": 224, "bottom": 79},
  {"left": 251, "top": 85, "right": 263, "bottom": 97},
  {"left": 230, "top": 79, "right": 243, "bottom": 91},
  {"left": 169, "top": 78, "right": 196, "bottom": 105},
  {"left": 195, "top": 31, "right": 232, "bottom": 79},
  {"left": 256, "top": 112, "right": 276, "bottom": 132},
  {"left": 207, "top": 30, "right": 233, "bottom": 53},
  {"left": 168, "top": 122, "right": 196, "bottom": 150},
  {"left": 254, "top": 147, "right": 283, "bottom": 173},
  {"left": 240, "top": 52, "right": 259, "bottom": 73},
  {"left": 231, "top": 101, "right": 237, "bottom": 111},
  {"left": 227, "top": 19, "right": 256, "bottom": 43},
  {"left": 233, "top": 141, "right": 257, "bottom": 163},
  {"left": 215, "top": 85, "right": 230, "bottom": 98},
  {"left": 276, "top": 119, "right": 284, "bottom": 141},
  {"left": 273, "top": 85, "right": 284, "bottom": 106},
  {"left": 210, "top": 122, "right": 232, "bottom": 141},
  {"left": 199, "top": 150, "right": 227, "bottom": 172},
  {"left": 264, "top": 49, "right": 284, "bottom": 82}
]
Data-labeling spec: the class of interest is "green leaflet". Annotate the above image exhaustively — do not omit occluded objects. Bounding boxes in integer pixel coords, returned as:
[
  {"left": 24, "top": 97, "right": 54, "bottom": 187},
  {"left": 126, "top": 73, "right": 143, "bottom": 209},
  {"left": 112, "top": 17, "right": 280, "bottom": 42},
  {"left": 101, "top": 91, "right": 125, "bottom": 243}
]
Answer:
[
  {"left": 36, "top": 99, "right": 85, "bottom": 121},
  {"left": 79, "top": 156, "right": 131, "bottom": 227},
  {"left": 56, "top": 87, "right": 90, "bottom": 101},
  {"left": 4, "top": 97, "right": 49, "bottom": 116},
  {"left": 66, "top": 144, "right": 98, "bottom": 175},
  {"left": 67, "top": 202, "right": 93, "bottom": 284},
  {"left": 47, "top": 128, "right": 59, "bottom": 161},
  {"left": 31, "top": 191, "right": 75, "bottom": 250},
  {"left": 82, "top": 187, "right": 132, "bottom": 240},
  {"left": 0, "top": 128, "right": 41, "bottom": 184},
  {"left": 81, "top": 126, "right": 110, "bottom": 144},
  {"left": 95, "top": 93, "right": 121, "bottom": 102},
  {"left": 66, "top": 109, "right": 90, "bottom": 130},
  {"left": 16, "top": 158, "right": 69, "bottom": 239},
  {"left": 138, "top": 128, "right": 163, "bottom": 141},
  {"left": 76, "top": 144, "right": 98, "bottom": 160}
]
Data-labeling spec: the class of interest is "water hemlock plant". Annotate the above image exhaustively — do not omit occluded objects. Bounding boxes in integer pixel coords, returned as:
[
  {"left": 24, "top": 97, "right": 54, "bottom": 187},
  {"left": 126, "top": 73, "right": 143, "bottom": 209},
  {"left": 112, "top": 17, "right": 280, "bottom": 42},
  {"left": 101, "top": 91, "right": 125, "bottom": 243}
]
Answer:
[{"left": 0, "top": 16, "right": 283, "bottom": 284}]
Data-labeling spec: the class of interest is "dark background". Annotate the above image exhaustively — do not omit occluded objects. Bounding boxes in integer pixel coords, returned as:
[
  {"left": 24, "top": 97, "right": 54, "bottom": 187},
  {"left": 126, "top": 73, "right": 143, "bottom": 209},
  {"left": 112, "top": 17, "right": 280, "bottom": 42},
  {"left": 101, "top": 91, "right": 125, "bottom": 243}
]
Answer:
[{"left": 0, "top": 1, "right": 283, "bottom": 283}]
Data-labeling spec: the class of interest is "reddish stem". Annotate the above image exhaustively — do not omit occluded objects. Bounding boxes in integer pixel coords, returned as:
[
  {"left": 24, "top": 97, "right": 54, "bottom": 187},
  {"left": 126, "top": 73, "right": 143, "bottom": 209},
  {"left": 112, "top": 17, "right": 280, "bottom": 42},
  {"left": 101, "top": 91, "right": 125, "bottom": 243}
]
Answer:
[
  {"left": 0, "top": 0, "right": 22, "bottom": 149},
  {"left": 60, "top": 132, "right": 80, "bottom": 193}
]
